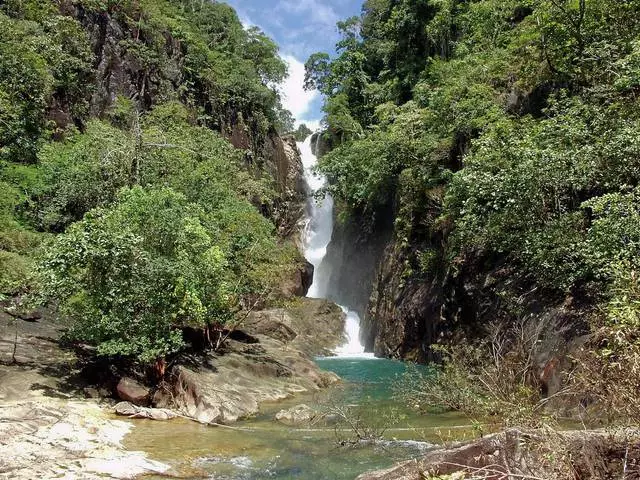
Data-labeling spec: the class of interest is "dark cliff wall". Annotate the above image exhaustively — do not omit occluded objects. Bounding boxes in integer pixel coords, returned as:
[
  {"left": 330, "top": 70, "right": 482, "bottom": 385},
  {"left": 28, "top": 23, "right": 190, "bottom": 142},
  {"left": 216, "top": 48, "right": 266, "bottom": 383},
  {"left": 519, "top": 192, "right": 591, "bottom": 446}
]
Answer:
[
  {"left": 365, "top": 235, "right": 592, "bottom": 366},
  {"left": 321, "top": 210, "right": 392, "bottom": 319}
]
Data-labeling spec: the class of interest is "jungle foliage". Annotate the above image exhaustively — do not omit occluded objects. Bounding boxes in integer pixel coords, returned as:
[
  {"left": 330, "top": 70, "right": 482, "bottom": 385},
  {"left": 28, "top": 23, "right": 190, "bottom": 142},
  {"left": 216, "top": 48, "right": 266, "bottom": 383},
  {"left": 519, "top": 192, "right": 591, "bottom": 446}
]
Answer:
[
  {"left": 0, "top": 0, "right": 300, "bottom": 363},
  {"left": 308, "top": 0, "right": 640, "bottom": 421}
]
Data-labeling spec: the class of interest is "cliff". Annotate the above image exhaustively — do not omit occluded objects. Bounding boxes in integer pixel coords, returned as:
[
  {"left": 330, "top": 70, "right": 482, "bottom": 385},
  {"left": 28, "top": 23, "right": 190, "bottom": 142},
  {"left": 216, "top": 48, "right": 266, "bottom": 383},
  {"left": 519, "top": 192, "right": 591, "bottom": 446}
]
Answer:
[{"left": 58, "top": 1, "right": 307, "bottom": 237}]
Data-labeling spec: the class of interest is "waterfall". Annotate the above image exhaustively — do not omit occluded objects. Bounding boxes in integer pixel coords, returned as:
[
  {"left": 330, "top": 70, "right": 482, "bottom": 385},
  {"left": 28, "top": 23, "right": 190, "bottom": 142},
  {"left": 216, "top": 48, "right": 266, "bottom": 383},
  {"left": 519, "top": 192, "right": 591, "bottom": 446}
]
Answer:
[{"left": 299, "top": 135, "right": 374, "bottom": 358}]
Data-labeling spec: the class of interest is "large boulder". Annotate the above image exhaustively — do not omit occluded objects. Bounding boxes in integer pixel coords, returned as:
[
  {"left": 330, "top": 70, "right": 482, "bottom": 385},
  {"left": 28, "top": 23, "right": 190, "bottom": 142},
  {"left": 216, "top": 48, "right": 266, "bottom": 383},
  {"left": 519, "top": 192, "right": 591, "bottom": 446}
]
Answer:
[
  {"left": 116, "top": 377, "right": 150, "bottom": 406},
  {"left": 114, "top": 402, "right": 177, "bottom": 421},
  {"left": 275, "top": 404, "right": 319, "bottom": 426},
  {"left": 244, "top": 298, "right": 346, "bottom": 357},
  {"left": 278, "top": 260, "right": 314, "bottom": 298},
  {"left": 156, "top": 297, "right": 345, "bottom": 425}
]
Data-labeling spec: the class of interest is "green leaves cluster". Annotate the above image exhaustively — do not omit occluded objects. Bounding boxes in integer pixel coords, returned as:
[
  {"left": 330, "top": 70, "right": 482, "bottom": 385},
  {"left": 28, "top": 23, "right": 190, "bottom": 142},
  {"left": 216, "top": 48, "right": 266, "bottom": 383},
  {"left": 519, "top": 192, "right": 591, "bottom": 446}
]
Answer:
[
  {"left": 34, "top": 104, "right": 299, "bottom": 362},
  {"left": 0, "top": 6, "right": 92, "bottom": 163},
  {"left": 39, "top": 187, "right": 228, "bottom": 362},
  {"left": 310, "top": 0, "right": 640, "bottom": 296}
]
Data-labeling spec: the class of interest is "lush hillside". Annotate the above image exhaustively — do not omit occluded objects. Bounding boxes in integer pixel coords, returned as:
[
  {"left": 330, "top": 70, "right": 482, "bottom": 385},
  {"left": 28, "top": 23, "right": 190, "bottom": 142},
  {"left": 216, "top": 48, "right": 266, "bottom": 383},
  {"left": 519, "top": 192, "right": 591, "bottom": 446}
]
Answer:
[
  {"left": 308, "top": 0, "right": 640, "bottom": 424},
  {"left": 0, "top": 0, "right": 305, "bottom": 365}
]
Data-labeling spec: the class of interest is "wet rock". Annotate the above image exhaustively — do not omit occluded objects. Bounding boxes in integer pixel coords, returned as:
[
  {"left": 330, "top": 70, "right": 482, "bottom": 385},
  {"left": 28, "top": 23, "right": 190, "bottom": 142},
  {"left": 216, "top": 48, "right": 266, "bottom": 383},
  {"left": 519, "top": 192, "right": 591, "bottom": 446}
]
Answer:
[
  {"left": 162, "top": 298, "right": 344, "bottom": 425},
  {"left": 116, "top": 377, "right": 150, "bottom": 406},
  {"left": 114, "top": 401, "right": 178, "bottom": 421},
  {"left": 278, "top": 260, "right": 314, "bottom": 298},
  {"left": 275, "top": 404, "right": 319, "bottom": 426}
]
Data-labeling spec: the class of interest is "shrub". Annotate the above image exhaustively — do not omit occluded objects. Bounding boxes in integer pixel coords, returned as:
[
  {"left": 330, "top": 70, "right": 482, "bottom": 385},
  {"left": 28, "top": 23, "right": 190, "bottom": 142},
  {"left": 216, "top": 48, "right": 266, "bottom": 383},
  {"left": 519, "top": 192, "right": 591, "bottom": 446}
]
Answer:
[
  {"left": 38, "top": 187, "right": 231, "bottom": 363},
  {"left": 396, "top": 318, "right": 570, "bottom": 428}
]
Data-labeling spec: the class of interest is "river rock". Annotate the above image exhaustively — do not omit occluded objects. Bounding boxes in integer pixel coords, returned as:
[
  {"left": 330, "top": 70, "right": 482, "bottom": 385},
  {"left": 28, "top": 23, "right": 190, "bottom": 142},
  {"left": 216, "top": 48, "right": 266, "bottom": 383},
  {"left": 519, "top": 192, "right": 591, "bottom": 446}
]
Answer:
[
  {"left": 116, "top": 377, "right": 150, "bottom": 406},
  {"left": 114, "top": 401, "right": 178, "bottom": 420},
  {"left": 275, "top": 404, "right": 319, "bottom": 426},
  {"left": 162, "top": 298, "right": 345, "bottom": 424}
]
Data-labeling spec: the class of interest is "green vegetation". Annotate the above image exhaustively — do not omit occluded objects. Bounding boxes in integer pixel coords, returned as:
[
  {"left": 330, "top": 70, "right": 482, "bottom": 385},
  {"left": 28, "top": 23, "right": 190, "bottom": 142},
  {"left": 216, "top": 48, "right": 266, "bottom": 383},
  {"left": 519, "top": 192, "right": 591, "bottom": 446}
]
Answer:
[
  {"left": 0, "top": 0, "right": 302, "bottom": 365},
  {"left": 291, "top": 123, "right": 313, "bottom": 142},
  {"left": 309, "top": 0, "right": 640, "bottom": 427}
]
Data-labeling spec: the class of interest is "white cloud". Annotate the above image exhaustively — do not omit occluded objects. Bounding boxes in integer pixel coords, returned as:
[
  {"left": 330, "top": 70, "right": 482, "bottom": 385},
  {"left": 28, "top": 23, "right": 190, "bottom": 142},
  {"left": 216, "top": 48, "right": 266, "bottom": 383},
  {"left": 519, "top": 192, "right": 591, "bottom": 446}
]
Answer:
[{"left": 280, "top": 55, "right": 320, "bottom": 127}]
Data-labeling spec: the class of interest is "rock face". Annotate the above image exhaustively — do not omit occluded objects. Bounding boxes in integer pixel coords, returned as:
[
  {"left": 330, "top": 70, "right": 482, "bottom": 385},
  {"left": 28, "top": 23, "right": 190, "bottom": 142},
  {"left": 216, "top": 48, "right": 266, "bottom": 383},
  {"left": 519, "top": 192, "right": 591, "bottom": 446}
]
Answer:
[
  {"left": 278, "top": 260, "right": 314, "bottom": 298},
  {"left": 245, "top": 299, "right": 346, "bottom": 357},
  {"left": 310, "top": 131, "right": 335, "bottom": 159},
  {"left": 116, "top": 377, "right": 150, "bottom": 406},
  {"left": 320, "top": 210, "right": 393, "bottom": 320},
  {"left": 363, "top": 241, "right": 444, "bottom": 363},
  {"left": 364, "top": 232, "right": 590, "bottom": 369},
  {"left": 275, "top": 404, "right": 318, "bottom": 426},
  {"left": 157, "top": 298, "right": 345, "bottom": 424},
  {"left": 0, "top": 310, "right": 75, "bottom": 366}
]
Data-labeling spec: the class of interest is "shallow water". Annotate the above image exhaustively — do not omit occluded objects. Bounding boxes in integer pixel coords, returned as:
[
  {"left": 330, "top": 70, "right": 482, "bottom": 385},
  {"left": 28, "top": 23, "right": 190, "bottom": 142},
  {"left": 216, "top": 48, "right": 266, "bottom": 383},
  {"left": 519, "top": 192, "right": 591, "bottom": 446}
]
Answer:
[{"left": 125, "top": 358, "right": 473, "bottom": 479}]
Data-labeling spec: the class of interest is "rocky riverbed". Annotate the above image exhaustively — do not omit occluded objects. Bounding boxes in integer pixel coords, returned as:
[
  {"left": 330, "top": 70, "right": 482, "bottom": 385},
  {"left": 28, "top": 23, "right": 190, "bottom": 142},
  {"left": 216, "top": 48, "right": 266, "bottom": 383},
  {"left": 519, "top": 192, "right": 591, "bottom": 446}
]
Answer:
[{"left": 0, "top": 298, "right": 346, "bottom": 479}]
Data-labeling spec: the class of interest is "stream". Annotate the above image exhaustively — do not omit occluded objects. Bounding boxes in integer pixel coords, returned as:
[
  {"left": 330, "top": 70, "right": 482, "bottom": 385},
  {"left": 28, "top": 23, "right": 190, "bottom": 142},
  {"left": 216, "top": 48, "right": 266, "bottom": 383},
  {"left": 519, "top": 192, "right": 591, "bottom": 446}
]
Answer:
[{"left": 123, "top": 135, "right": 470, "bottom": 479}]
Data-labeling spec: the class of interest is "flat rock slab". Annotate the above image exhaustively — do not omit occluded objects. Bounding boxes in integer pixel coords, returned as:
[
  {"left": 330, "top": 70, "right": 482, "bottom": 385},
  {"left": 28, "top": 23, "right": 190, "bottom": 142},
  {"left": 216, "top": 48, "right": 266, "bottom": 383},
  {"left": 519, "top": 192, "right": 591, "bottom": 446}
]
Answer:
[
  {"left": 0, "top": 399, "right": 169, "bottom": 480},
  {"left": 0, "top": 312, "right": 74, "bottom": 367},
  {"left": 114, "top": 401, "right": 178, "bottom": 420}
]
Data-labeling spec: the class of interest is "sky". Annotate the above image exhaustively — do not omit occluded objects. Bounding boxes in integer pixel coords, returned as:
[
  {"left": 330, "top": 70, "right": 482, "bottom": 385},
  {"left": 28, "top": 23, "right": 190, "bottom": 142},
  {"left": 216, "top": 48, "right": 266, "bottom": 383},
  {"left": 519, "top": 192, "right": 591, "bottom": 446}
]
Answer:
[{"left": 223, "top": 0, "right": 362, "bottom": 129}]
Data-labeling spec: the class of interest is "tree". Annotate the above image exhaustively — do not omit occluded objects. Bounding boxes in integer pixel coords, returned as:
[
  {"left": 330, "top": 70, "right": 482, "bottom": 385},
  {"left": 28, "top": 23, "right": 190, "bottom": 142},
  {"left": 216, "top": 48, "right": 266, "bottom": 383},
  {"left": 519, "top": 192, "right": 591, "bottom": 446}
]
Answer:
[
  {"left": 39, "top": 186, "right": 231, "bottom": 364},
  {"left": 292, "top": 123, "right": 313, "bottom": 142}
]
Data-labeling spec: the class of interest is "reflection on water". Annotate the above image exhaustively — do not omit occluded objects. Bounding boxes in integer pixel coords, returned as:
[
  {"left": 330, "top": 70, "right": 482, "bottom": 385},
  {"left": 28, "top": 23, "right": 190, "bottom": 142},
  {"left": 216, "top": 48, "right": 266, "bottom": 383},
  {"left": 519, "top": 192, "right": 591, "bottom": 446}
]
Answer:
[{"left": 125, "top": 358, "right": 473, "bottom": 479}]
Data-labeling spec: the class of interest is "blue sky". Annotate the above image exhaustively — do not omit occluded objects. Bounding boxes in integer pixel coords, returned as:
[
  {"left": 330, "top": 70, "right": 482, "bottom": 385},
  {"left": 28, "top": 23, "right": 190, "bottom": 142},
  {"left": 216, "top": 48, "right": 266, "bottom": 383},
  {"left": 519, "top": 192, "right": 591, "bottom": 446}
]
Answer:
[{"left": 223, "top": 0, "right": 362, "bottom": 128}]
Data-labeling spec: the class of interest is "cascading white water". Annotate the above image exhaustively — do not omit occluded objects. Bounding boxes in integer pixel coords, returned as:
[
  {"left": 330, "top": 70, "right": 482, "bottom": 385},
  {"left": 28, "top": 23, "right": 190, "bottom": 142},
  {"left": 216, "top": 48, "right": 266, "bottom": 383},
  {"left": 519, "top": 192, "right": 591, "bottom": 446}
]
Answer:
[{"left": 299, "top": 135, "right": 374, "bottom": 358}]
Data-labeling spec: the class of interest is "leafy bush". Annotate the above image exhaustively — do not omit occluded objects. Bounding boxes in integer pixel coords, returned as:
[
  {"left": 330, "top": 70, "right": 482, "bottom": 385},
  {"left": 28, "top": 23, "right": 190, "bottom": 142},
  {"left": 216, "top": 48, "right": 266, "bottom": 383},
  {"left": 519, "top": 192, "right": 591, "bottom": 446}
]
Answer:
[
  {"left": 39, "top": 187, "right": 230, "bottom": 363},
  {"left": 446, "top": 97, "right": 640, "bottom": 289},
  {"left": 34, "top": 103, "right": 279, "bottom": 231},
  {"left": 0, "top": 7, "right": 92, "bottom": 163}
]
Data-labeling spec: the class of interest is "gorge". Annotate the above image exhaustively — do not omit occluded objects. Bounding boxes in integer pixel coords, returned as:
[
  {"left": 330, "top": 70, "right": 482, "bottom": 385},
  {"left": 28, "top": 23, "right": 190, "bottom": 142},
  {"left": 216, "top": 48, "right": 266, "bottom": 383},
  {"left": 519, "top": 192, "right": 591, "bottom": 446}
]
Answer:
[
  {"left": 300, "top": 134, "right": 372, "bottom": 358},
  {"left": 2, "top": 0, "right": 640, "bottom": 478}
]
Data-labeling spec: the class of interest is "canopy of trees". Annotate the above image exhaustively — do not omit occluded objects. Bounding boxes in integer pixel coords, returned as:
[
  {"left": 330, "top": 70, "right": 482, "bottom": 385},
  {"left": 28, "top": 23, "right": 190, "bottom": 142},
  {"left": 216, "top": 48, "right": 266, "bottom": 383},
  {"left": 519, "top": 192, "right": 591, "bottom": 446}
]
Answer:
[{"left": 308, "top": 0, "right": 640, "bottom": 297}]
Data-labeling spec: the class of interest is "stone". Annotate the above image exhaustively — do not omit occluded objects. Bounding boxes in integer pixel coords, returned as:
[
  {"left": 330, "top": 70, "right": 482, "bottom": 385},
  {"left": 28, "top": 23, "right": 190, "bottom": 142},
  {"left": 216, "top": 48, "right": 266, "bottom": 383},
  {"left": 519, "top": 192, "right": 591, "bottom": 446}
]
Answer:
[
  {"left": 0, "top": 399, "right": 169, "bottom": 479},
  {"left": 244, "top": 311, "right": 298, "bottom": 342},
  {"left": 114, "top": 401, "right": 178, "bottom": 421},
  {"left": 275, "top": 404, "right": 319, "bottom": 426},
  {"left": 278, "top": 260, "right": 314, "bottom": 298},
  {"left": 116, "top": 377, "right": 150, "bottom": 406}
]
